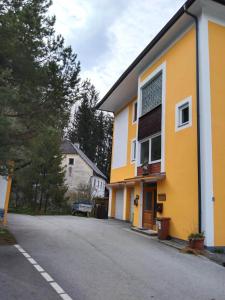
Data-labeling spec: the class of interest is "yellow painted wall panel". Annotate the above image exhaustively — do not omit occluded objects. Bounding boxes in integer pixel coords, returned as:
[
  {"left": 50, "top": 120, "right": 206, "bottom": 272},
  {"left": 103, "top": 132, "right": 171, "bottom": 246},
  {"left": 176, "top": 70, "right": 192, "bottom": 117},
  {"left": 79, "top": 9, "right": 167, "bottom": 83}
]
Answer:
[
  {"left": 208, "top": 21, "right": 225, "bottom": 246},
  {"left": 142, "top": 27, "right": 198, "bottom": 240},
  {"left": 110, "top": 28, "right": 198, "bottom": 240}
]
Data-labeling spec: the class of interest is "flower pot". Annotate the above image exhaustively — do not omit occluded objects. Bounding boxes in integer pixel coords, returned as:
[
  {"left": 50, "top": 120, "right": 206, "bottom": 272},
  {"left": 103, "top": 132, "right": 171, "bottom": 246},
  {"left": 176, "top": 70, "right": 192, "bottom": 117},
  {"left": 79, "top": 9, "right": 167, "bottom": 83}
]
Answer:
[{"left": 189, "top": 238, "right": 205, "bottom": 250}]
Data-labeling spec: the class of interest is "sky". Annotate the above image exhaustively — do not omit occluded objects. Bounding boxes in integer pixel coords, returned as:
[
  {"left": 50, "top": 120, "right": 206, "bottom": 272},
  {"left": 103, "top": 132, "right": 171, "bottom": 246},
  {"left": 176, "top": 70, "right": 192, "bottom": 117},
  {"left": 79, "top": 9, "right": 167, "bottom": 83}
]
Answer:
[{"left": 50, "top": 0, "right": 185, "bottom": 98}]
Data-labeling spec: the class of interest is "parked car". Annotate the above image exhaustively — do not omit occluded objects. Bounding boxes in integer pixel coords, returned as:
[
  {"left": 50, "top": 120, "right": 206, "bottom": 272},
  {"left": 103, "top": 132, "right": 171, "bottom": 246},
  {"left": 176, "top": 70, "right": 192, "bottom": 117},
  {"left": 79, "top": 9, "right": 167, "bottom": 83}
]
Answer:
[{"left": 71, "top": 200, "right": 93, "bottom": 216}]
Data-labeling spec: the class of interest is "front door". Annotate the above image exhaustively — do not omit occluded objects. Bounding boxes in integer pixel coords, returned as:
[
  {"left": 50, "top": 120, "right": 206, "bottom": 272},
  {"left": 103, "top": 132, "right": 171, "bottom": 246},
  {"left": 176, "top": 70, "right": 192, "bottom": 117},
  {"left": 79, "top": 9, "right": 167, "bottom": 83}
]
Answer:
[{"left": 143, "top": 186, "right": 156, "bottom": 229}]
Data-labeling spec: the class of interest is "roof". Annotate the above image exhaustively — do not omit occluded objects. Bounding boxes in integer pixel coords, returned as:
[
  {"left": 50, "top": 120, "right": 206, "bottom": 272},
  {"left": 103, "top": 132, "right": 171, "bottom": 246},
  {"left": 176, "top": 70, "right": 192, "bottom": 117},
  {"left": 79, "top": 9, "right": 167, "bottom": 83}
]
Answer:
[
  {"left": 60, "top": 140, "right": 77, "bottom": 154},
  {"left": 96, "top": 0, "right": 225, "bottom": 112},
  {"left": 61, "top": 140, "right": 107, "bottom": 180}
]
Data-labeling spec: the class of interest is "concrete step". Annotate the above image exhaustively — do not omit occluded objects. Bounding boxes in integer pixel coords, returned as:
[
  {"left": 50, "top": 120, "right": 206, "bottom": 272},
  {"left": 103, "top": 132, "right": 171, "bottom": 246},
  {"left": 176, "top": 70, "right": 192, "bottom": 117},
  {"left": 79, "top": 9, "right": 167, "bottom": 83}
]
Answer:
[{"left": 131, "top": 226, "right": 158, "bottom": 237}]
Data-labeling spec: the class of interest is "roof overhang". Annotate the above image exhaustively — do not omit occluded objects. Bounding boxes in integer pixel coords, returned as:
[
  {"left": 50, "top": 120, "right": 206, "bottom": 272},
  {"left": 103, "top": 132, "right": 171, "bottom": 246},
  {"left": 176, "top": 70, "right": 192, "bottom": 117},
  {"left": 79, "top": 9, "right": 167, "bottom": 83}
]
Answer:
[
  {"left": 96, "top": 0, "right": 225, "bottom": 113},
  {"left": 107, "top": 172, "right": 166, "bottom": 188}
]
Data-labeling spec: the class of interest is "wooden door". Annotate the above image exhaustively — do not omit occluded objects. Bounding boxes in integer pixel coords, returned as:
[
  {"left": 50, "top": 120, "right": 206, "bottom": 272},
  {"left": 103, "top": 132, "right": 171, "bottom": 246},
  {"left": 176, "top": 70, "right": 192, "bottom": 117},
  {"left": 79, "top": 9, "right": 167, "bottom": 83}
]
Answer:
[{"left": 143, "top": 187, "right": 155, "bottom": 229}]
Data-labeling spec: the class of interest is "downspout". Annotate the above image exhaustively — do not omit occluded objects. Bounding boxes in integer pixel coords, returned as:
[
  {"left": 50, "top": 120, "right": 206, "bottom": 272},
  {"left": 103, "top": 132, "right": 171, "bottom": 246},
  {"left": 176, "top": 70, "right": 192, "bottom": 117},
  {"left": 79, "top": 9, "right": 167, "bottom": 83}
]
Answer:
[{"left": 183, "top": 6, "right": 202, "bottom": 233}]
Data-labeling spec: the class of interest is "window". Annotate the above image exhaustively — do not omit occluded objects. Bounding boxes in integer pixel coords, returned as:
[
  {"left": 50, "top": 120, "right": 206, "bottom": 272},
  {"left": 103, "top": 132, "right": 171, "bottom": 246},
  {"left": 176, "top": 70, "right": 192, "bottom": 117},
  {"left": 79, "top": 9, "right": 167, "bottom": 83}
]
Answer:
[
  {"left": 141, "top": 72, "right": 162, "bottom": 116},
  {"left": 179, "top": 104, "right": 189, "bottom": 125},
  {"left": 69, "top": 158, "right": 74, "bottom": 165},
  {"left": 151, "top": 135, "right": 161, "bottom": 162},
  {"left": 133, "top": 102, "right": 138, "bottom": 123},
  {"left": 175, "top": 97, "right": 192, "bottom": 131},
  {"left": 140, "top": 134, "right": 161, "bottom": 165},
  {"left": 131, "top": 139, "right": 136, "bottom": 162},
  {"left": 140, "top": 140, "right": 149, "bottom": 165}
]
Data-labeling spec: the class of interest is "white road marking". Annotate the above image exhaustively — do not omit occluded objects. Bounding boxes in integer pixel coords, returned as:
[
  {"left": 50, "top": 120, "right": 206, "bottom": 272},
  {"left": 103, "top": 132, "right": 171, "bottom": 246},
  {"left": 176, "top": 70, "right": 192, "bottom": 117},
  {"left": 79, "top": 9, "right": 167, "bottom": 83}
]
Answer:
[
  {"left": 50, "top": 282, "right": 65, "bottom": 294},
  {"left": 22, "top": 252, "right": 31, "bottom": 258},
  {"left": 17, "top": 247, "right": 26, "bottom": 253},
  {"left": 60, "top": 293, "right": 73, "bottom": 300},
  {"left": 14, "top": 245, "right": 73, "bottom": 299},
  {"left": 28, "top": 258, "right": 37, "bottom": 264},
  {"left": 33, "top": 264, "right": 44, "bottom": 272},
  {"left": 41, "top": 272, "right": 54, "bottom": 282}
]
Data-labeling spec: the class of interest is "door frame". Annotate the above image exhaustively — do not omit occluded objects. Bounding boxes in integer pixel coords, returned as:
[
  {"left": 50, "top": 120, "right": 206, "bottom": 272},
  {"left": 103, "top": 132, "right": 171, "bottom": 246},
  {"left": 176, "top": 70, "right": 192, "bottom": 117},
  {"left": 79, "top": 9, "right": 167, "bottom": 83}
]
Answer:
[{"left": 142, "top": 183, "right": 157, "bottom": 229}]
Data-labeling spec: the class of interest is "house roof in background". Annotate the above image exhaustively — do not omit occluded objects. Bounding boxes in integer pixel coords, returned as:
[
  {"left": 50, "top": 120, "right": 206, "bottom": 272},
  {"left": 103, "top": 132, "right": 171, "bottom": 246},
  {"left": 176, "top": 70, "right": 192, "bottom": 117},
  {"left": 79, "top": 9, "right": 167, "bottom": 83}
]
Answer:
[
  {"left": 60, "top": 139, "right": 77, "bottom": 154},
  {"left": 61, "top": 140, "right": 107, "bottom": 180}
]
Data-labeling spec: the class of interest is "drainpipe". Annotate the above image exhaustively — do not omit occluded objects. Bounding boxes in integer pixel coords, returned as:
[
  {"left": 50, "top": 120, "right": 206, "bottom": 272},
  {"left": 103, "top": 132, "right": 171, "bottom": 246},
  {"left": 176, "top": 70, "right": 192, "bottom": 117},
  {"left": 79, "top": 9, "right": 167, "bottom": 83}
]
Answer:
[{"left": 183, "top": 5, "right": 202, "bottom": 233}]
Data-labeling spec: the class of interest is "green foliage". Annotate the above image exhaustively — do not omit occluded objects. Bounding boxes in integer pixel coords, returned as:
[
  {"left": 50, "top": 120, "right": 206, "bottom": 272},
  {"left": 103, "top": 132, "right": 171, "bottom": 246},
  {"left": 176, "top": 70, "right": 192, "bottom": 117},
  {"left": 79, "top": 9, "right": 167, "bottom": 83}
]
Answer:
[
  {"left": 0, "top": 0, "right": 80, "bottom": 171},
  {"left": 68, "top": 80, "right": 113, "bottom": 179},
  {"left": 188, "top": 232, "right": 205, "bottom": 241},
  {"left": 11, "top": 127, "right": 68, "bottom": 212}
]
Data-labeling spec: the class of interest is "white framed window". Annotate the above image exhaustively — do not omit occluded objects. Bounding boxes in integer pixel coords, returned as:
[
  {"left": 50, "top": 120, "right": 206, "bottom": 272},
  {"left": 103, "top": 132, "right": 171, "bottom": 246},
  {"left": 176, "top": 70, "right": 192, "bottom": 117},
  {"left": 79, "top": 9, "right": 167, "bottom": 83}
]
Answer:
[
  {"left": 131, "top": 139, "right": 137, "bottom": 163},
  {"left": 132, "top": 101, "right": 138, "bottom": 123},
  {"left": 139, "top": 133, "right": 161, "bottom": 166},
  {"left": 141, "top": 71, "right": 162, "bottom": 116},
  {"left": 175, "top": 96, "right": 192, "bottom": 132}
]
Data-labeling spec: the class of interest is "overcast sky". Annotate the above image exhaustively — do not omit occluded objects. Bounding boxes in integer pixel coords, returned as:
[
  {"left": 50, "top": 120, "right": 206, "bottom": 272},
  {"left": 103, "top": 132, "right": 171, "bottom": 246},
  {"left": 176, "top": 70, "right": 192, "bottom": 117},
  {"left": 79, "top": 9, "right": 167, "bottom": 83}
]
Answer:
[{"left": 50, "top": 0, "right": 185, "bottom": 98}]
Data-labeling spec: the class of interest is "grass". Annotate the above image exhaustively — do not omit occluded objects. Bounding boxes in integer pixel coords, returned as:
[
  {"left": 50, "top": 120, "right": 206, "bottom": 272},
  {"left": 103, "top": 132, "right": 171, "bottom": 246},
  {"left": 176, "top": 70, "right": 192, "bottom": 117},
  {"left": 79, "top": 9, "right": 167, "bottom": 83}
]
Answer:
[
  {"left": 9, "top": 206, "right": 71, "bottom": 216},
  {"left": 213, "top": 248, "right": 225, "bottom": 254},
  {"left": 0, "top": 226, "right": 17, "bottom": 245}
]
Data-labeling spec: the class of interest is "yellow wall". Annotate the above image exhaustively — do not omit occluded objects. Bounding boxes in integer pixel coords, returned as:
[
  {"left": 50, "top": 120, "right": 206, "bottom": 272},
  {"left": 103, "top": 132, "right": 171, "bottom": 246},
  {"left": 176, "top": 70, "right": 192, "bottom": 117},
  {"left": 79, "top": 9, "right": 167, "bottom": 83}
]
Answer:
[
  {"left": 110, "top": 28, "right": 199, "bottom": 239},
  {"left": 133, "top": 183, "right": 141, "bottom": 227},
  {"left": 208, "top": 21, "right": 225, "bottom": 246},
  {"left": 141, "top": 27, "right": 198, "bottom": 240},
  {"left": 110, "top": 98, "right": 137, "bottom": 183}
]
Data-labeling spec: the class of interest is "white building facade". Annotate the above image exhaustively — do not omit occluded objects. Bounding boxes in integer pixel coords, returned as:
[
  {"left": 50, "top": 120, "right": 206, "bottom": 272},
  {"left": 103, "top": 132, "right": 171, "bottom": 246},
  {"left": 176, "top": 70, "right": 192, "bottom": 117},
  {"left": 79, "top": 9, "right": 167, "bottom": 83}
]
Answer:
[{"left": 61, "top": 140, "right": 107, "bottom": 199}]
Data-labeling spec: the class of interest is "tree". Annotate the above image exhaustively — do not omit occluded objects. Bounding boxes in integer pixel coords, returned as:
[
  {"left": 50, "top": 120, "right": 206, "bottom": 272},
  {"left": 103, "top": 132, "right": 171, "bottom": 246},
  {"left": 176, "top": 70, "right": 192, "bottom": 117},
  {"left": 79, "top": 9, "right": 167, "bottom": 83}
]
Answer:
[
  {"left": 13, "top": 127, "right": 67, "bottom": 212},
  {"left": 68, "top": 80, "right": 113, "bottom": 179},
  {"left": 69, "top": 80, "right": 98, "bottom": 162},
  {"left": 0, "top": 0, "right": 80, "bottom": 172}
]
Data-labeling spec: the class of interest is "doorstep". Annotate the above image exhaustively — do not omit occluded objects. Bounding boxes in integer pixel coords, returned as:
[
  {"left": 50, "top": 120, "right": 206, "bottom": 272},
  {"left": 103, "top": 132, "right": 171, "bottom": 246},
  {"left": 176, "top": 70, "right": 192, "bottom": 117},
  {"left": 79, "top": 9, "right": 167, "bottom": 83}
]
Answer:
[
  {"left": 131, "top": 226, "right": 158, "bottom": 237},
  {"left": 158, "top": 238, "right": 188, "bottom": 250}
]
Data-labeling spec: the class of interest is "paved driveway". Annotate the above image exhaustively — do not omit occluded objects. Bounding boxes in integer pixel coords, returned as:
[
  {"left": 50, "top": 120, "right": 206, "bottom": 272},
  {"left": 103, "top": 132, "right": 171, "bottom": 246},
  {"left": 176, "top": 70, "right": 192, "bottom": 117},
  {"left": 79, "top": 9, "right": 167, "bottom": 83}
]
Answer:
[{"left": 7, "top": 214, "right": 225, "bottom": 300}]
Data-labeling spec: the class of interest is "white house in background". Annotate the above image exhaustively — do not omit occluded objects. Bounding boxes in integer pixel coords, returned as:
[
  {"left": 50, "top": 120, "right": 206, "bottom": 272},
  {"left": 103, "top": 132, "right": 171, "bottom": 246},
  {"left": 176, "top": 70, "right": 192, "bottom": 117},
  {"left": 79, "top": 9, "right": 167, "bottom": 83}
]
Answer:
[{"left": 60, "top": 140, "right": 107, "bottom": 199}]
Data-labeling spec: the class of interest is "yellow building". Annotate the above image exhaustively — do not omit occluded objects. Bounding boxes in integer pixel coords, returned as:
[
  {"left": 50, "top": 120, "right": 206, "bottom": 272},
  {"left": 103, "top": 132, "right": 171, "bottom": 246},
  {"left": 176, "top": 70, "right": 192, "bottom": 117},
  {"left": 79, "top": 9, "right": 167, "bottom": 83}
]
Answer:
[{"left": 97, "top": 0, "right": 225, "bottom": 249}]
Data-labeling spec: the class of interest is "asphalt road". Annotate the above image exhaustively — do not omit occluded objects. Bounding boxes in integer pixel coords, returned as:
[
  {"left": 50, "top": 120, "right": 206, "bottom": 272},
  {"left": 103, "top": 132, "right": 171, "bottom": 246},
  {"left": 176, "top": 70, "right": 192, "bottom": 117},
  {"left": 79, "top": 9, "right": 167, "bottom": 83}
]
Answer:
[{"left": 6, "top": 214, "right": 225, "bottom": 300}]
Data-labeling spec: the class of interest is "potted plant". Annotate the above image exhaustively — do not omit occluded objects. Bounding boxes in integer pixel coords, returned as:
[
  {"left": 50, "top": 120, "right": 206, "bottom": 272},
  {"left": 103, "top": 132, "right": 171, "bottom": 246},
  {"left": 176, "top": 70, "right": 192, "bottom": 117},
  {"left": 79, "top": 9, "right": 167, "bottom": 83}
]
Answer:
[
  {"left": 188, "top": 232, "right": 205, "bottom": 250},
  {"left": 142, "top": 161, "right": 149, "bottom": 176}
]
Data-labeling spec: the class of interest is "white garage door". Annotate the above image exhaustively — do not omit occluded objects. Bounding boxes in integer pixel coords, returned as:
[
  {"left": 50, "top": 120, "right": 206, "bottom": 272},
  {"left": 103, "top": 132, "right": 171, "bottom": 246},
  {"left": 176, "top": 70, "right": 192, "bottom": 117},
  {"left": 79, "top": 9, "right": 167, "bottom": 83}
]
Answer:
[
  {"left": 115, "top": 189, "right": 124, "bottom": 220},
  {"left": 130, "top": 188, "right": 134, "bottom": 223}
]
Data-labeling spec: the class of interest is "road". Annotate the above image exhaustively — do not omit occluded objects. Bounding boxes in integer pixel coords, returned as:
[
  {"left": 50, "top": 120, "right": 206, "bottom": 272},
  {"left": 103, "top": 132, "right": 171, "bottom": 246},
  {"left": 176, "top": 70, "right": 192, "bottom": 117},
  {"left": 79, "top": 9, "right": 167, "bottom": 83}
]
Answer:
[{"left": 6, "top": 214, "right": 225, "bottom": 300}]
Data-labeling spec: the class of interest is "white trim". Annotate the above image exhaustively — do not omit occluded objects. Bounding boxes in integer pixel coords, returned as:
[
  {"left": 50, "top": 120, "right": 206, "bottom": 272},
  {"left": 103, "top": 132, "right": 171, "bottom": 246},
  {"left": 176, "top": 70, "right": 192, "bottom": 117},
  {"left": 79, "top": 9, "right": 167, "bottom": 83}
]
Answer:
[
  {"left": 175, "top": 96, "right": 192, "bottom": 132},
  {"left": 132, "top": 101, "right": 138, "bottom": 124},
  {"left": 108, "top": 187, "right": 112, "bottom": 217},
  {"left": 123, "top": 186, "right": 127, "bottom": 221},
  {"left": 198, "top": 12, "right": 214, "bottom": 247},
  {"left": 138, "top": 133, "right": 162, "bottom": 167},
  {"left": 138, "top": 182, "right": 143, "bottom": 228},
  {"left": 137, "top": 62, "right": 166, "bottom": 173},
  {"left": 135, "top": 76, "right": 142, "bottom": 176},
  {"left": 112, "top": 107, "right": 129, "bottom": 169},
  {"left": 161, "top": 63, "right": 166, "bottom": 173},
  {"left": 130, "top": 138, "right": 137, "bottom": 164}
]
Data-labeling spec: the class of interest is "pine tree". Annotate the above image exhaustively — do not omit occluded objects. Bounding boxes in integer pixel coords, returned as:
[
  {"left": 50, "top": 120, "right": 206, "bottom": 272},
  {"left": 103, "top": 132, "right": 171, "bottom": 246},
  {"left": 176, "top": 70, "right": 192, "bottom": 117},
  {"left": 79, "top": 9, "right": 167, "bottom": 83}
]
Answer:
[
  {"left": 0, "top": 0, "right": 80, "bottom": 172},
  {"left": 69, "top": 80, "right": 98, "bottom": 162},
  {"left": 13, "top": 127, "right": 67, "bottom": 212},
  {"left": 68, "top": 81, "right": 113, "bottom": 179}
]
